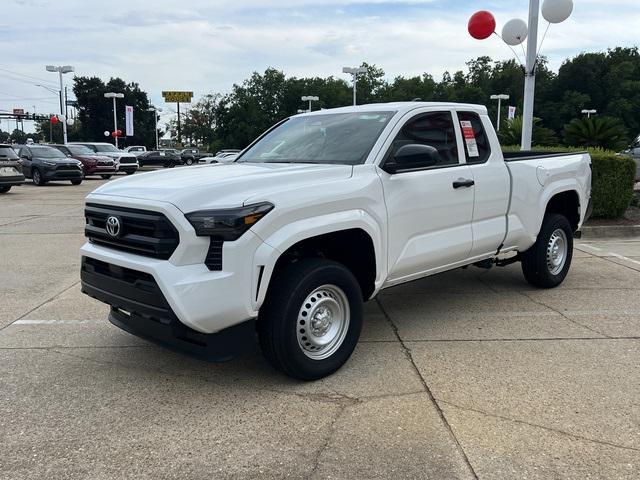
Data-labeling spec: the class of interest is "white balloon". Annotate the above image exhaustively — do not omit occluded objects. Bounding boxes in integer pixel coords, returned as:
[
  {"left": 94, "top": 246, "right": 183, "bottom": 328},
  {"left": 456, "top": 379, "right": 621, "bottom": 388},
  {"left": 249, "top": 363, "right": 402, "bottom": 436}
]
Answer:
[
  {"left": 58, "top": 115, "right": 66, "bottom": 122},
  {"left": 542, "top": 0, "right": 573, "bottom": 24},
  {"left": 104, "top": 130, "right": 110, "bottom": 137},
  {"left": 502, "top": 18, "right": 528, "bottom": 46},
  {"left": 66, "top": 118, "right": 75, "bottom": 126}
]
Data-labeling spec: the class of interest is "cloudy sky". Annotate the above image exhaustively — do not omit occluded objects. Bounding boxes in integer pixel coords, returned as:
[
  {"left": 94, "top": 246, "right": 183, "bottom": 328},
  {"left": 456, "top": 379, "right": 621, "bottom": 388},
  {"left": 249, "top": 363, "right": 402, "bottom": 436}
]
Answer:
[{"left": 1, "top": 0, "right": 638, "bottom": 132}]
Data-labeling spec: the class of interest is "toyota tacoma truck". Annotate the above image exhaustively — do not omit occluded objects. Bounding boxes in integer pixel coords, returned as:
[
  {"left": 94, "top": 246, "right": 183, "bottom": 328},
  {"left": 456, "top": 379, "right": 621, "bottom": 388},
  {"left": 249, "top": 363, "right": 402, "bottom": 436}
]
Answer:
[{"left": 80, "top": 102, "right": 592, "bottom": 380}]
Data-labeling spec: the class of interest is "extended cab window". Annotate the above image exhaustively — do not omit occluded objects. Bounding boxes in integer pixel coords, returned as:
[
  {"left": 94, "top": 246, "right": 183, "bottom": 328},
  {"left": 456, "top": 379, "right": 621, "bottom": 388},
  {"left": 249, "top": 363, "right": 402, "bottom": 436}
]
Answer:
[
  {"left": 458, "top": 111, "right": 491, "bottom": 164},
  {"left": 388, "top": 111, "right": 459, "bottom": 167}
]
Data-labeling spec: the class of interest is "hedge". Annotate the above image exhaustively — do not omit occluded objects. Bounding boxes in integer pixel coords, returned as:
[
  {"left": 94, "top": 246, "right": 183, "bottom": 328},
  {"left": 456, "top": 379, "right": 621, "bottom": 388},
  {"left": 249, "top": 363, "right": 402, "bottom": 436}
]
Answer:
[{"left": 502, "top": 146, "right": 636, "bottom": 219}]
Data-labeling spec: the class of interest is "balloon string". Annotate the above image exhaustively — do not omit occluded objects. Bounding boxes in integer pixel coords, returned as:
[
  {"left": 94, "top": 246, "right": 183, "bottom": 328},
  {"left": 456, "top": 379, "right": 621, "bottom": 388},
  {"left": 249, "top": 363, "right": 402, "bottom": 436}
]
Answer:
[
  {"left": 493, "top": 31, "right": 524, "bottom": 67},
  {"left": 537, "top": 22, "right": 551, "bottom": 60}
]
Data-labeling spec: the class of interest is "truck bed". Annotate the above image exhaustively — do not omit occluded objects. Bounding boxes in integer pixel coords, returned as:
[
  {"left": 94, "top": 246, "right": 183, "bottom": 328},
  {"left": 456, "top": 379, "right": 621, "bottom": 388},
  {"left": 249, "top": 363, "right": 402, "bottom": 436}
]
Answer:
[{"left": 503, "top": 150, "right": 588, "bottom": 162}]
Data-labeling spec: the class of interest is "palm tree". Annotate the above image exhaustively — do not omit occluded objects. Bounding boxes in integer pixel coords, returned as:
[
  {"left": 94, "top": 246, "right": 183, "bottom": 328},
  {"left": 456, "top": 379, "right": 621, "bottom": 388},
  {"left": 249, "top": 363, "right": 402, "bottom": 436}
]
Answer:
[
  {"left": 498, "top": 116, "right": 557, "bottom": 147},
  {"left": 563, "top": 116, "right": 628, "bottom": 151}
]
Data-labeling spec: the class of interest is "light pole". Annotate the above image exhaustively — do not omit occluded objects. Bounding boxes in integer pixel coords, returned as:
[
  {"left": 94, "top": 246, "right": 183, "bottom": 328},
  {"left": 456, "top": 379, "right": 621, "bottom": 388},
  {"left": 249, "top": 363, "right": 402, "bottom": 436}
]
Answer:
[
  {"left": 301, "top": 95, "right": 319, "bottom": 113},
  {"left": 581, "top": 109, "right": 597, "bottom": 118},
  {"left": 45, "top": 65, "right": 74, "bottom": 144},
  {"left": 104, "top": 92, "right": 124, "bottom": 148},
  {"left": 490, "top": 94, "right": 510, "bottom": 131},
  {"left": 147, "top": 107, "right": 162, "bottom": 150},
  {"left": 342, "top": 67, "right": 367, "bottom": 106}
]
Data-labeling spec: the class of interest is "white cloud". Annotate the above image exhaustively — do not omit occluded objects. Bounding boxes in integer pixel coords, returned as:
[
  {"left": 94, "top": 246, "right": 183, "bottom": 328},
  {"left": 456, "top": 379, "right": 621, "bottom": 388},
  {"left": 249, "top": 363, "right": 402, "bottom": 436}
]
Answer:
[{"left": 0, "top": 0, "right": 638, "bottom": 132}]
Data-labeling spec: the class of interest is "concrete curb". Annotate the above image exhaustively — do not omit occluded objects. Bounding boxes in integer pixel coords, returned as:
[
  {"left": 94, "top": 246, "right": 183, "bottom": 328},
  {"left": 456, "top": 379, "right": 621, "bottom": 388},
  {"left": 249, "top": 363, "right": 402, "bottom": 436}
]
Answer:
[{"left": 581, "top": 225, "right": 640, "bottom": 239}]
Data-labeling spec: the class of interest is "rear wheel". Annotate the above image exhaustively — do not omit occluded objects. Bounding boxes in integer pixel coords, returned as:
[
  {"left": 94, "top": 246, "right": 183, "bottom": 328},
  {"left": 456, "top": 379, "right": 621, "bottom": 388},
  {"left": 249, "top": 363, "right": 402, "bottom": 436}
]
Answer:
[
  {"left": 258, "top": 258, "right": 363, "bottom": 380},
  {"left": 32, "top": 168, "right": 45, "bottom": 186},
  {"left": 184, "top": 157, "right": 194, "bottom": 166},
  {"left": 521, "top": 213, "right": 573, "bottom": 288},
  {"left": 71, "top": 179, "right": 82, "bottom": 185},
  {"left": 0, "top": 185, "right": 11, "bottom": 193},
  {"left": 125, "top": 170, "right": 135, "bottom": 175}
]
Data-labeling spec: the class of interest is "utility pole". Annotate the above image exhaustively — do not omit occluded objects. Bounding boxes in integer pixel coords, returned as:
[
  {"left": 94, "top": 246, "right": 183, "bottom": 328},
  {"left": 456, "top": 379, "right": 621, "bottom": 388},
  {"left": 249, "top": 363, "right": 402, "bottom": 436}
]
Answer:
[
  {"left": 301, "top": 95, "right": 319, "bottom": 113},
  {"left": 521, "top": 0, "right": 539, "bottom": 151}
]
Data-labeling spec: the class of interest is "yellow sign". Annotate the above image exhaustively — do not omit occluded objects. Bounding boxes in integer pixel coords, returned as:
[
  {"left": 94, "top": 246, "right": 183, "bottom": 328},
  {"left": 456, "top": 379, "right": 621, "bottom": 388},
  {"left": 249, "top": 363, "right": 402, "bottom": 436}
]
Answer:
[{"left": 162, "top": 91, "right": 193, "bottom": 103}]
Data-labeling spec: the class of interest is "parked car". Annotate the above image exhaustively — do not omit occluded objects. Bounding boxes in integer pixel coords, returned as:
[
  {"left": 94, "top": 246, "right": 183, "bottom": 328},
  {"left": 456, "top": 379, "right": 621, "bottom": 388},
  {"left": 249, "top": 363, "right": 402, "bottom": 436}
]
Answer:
[
  {"left": 51, "top": 144, "right": 116, "bottom": 179},
  {"left": 69, "top": 142, "right": 138, "bottom": 175},
  {"left": 80, "top": 102, "right": 592, "bottom": 380},
  {"left": 138, "top": 150, "right": 183, "bottom": 168},
  {"left": 200, "top": 152, "right": 239, "bottom": 164},
  {"left": 181, "top": 148, "right": 211, "bottom": 165},
  {"left": 17, "top": 145, "right": 83, "bottom": 186},
  {"left": 215, "top": 149, "right": 241, "bottom": 156},
  {"left": 622, "top": 134, "right": 640, "bottom": 181},
  {"left": 0, "top": 144, "right": 25, "bottom": 193},
  {"left": 124, "top": 145, "right": 147, "bottom": 156}
]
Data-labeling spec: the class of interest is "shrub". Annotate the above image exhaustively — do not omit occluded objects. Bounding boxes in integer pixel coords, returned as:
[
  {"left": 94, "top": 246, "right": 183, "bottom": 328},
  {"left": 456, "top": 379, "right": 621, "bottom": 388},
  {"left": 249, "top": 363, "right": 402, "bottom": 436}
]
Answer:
[
  {"left": 563, "top": 116, "right": 628, "bottom": 151},
  {"left": 499, "top": 116, "right": 558, "bottom": 147},
  {"left": 501, "top": 146, "right": 636, "bottom": 218}
]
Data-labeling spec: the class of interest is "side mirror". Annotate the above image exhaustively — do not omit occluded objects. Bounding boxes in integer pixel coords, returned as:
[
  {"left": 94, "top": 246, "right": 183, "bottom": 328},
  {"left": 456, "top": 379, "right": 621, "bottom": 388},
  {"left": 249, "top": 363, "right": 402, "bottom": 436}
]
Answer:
[
  {"left": 20, "top": 154, "right": 31, "bottom": 161},
  {"left": 383, "top": 144, "right": 440, "bottom": 174}
]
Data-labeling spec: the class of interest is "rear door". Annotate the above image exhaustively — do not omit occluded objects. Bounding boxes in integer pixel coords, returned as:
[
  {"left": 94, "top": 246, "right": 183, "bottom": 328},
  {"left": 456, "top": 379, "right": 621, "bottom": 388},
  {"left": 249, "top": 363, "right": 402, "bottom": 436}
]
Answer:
[
  {"left": 379, "top": 109, "right": 475, "bottom": 282},
  {"left": 456, "top": 111, "right": 511, "bottom": 257}
]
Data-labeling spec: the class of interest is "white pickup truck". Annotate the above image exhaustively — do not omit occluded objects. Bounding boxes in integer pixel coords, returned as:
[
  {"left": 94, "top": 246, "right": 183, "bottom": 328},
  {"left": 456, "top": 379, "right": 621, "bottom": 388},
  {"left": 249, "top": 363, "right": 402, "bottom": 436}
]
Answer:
[{"left": 80, "top": 102, "right": 592, "bottom": 380}]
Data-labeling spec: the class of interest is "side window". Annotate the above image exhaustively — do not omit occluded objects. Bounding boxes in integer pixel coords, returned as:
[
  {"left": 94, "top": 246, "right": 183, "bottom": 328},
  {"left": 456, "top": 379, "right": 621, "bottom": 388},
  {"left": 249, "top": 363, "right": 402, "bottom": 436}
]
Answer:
[
  {"left": 388, "top": 111, "right": 459, "bottom": 168},
  {"left": 458, "top": 111, "right": 491, "bottom": 164}
]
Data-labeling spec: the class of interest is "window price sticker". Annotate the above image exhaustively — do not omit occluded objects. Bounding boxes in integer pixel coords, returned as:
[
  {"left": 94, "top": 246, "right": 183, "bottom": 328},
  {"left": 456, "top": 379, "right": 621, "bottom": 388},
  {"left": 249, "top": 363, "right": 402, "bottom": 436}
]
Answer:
[{"left": 460, "top": 120, "right": 479, "bottom": 157}]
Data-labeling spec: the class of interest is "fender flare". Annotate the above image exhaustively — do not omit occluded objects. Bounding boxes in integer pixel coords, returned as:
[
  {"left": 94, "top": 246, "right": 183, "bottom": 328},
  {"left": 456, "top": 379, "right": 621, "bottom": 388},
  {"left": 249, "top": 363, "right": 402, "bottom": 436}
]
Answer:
[{"left": 252, "top": 210, "right": 386, "bottom": 308}]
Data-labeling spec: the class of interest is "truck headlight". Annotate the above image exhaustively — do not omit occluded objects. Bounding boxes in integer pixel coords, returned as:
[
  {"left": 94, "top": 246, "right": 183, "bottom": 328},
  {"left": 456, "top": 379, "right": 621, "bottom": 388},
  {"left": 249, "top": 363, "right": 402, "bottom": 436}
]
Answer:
[{"left": 185, "top": 202, "right": 274, "bottom": 240}]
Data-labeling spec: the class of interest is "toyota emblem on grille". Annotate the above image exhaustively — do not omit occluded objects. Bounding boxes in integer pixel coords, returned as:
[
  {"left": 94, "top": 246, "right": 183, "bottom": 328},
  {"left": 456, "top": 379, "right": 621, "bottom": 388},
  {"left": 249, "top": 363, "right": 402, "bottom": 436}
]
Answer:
[{"left": 105, "top": 216, "right": 122, "bottom": 237}]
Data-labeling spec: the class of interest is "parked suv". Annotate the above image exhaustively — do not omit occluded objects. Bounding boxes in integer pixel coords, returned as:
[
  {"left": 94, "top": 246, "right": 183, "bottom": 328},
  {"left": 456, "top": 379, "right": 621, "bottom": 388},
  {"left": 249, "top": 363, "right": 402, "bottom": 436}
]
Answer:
[
  {"left": 180, "top": 148, "right": 210, "bottom": 166},
  {"left": 17, "top": 145, "right": 83, "bottom": 186},
  {"left": 124, "top": 146, "right": 147, "bottom": 156},
  {"left": 51, "top": 144, "right": 116, "bottom": 179},
  {"left": 70, "top": 142, "right": 138, "bottom": 175},
  {"left": 0, "top": 144, "right": 25, "bottom": 193},
  {"left": 138, "top": 150, "right": 183, "bottom": 168}
]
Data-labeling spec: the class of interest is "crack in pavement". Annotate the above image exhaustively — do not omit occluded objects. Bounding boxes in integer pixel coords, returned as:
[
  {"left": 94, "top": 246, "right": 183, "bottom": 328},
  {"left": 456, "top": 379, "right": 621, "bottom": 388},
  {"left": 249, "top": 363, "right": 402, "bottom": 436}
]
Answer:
[
  {"left": 439, "top": 399, "right": 640, "bottom": 453},
  {"left": 520, "top": 291, "right": 612, "bottom": 339},
  {"left": 305, "top": 401, "right": 350, "bottom": 480},
  {"left": 0, "top": 280, "right": 80, "bottom": 334},
  {"left": 376, "top": 298, "right": 479, "bottom": 480}
]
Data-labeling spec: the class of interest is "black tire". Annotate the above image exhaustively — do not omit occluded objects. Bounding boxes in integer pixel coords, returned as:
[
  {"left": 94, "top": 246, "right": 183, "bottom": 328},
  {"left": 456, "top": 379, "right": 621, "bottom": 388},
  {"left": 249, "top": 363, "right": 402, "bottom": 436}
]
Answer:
[
  {"left": 32, "top": 168, "right": 45, "bottom": 186},
  {"left": 258, "top": 258, "right": 363, "bottom": 380},
  {"left": 71, "top": 179, "right": 82, "bottom": 185},
  {"left": 0, "top": 185, "right": 11, "bottom": 193},
  {"left": 100, "top": 175, "right": 112, "bottom": 180},
  {"left": 521, "top": 213, "right": 573, "bottom": 288},
  {"left": 125, "top": 170, "right": 135, "bottom": 175},
  {"left": 184, "top": 157, "right": 194, "bottom": 166}
]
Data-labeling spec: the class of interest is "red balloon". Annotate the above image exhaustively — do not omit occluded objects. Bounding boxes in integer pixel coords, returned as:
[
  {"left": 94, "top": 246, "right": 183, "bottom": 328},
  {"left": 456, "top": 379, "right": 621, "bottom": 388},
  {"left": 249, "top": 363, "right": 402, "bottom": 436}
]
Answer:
[
  {"left": 468, "top": 10, "right": 496, "bottom": 40},
  {"left": 111, "top": 131, "right": 117, "bottom": 138},
  {"left": 50, "top": 115, "right": 59, "bottom": 124},
  {"left": 116, "top": 129, "right": 123, "bottom": 137}
]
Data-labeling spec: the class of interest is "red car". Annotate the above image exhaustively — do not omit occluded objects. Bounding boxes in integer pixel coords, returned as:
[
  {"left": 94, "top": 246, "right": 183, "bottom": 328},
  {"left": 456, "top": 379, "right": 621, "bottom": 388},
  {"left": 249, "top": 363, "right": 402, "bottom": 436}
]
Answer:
[{"left": 51, "top": 144, "right": 117, "bottom": 179}]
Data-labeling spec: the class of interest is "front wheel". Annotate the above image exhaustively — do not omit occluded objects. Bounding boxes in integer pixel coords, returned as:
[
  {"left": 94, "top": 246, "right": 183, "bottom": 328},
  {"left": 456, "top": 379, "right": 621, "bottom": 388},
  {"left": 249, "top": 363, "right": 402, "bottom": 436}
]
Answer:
[
  {"left": 32, "top": 168, "right": 45, "bottom": 186},
  {"left": 258, "top": 258, "right": 363, "bottom": 380},
  {"left": 0, "top": 185, "right": 11, "bottom": 193},
  {"left": 184, "top": 158, "right": 194, "bottom": 166},
  {"left": 521, "top": 213, "right": 573, "bottom": 288},
  {"left": 125, "top": 170, "right": 135, "bottom": 175},
  {"left": 100, "top": 174, "right": 112, "bottom": 180},
  {"left": 71, "top": 179, "right": 82, "bottom": 185}
]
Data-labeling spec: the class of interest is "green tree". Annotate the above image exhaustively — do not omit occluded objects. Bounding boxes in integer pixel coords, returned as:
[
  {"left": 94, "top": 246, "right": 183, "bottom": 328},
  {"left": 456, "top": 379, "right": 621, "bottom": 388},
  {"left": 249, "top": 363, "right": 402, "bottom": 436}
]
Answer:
[
  {"left": 563, "top": 116, "right": 628, "bottom": 151},
  {"left": 499, "top": 117, "right": 558, "bottom": 147}
]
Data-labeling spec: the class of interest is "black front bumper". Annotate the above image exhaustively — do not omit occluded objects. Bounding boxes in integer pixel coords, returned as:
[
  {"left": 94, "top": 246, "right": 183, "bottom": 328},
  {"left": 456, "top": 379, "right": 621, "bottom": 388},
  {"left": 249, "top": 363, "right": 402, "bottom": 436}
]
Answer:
[
  {"left": 44, "top": 168, "right": 82, "bottom": 180},
  {"left": 80, "top": 256, "right": 255, "bottom": 361}
]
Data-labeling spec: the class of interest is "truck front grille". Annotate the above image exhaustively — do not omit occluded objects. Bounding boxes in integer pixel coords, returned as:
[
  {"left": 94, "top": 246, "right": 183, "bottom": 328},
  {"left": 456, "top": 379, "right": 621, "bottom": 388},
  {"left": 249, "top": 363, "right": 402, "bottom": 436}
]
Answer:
[
  {"left": 84, "top": 203, "right": 179, "bottom": 260},
  {"left": 118, "top": 157, "right": 137, "bottom": 164}
]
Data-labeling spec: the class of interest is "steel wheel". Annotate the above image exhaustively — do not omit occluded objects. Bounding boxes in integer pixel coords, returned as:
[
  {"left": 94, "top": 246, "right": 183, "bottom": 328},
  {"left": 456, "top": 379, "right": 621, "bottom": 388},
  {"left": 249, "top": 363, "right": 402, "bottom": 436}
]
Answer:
[
  {"left": 546, "top": 228, "right": 568, "bottom": 275},
  {"left": 296, "top": 284, "right": 350, "bottom": 361}
]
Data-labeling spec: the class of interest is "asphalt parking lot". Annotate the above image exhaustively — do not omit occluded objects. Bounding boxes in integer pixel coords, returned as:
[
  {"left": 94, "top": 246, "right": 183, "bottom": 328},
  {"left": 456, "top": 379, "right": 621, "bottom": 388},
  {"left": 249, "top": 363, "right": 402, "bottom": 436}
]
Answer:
[{"left": 1, "top": 177, "right": 639, "bottom": 480}]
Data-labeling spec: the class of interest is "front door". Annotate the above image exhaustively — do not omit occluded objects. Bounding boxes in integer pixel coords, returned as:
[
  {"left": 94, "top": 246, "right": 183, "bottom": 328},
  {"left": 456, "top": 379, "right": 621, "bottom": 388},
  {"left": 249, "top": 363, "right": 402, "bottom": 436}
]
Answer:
[{"left": 380, "top": 110, "right": 474, "bottom": 283}]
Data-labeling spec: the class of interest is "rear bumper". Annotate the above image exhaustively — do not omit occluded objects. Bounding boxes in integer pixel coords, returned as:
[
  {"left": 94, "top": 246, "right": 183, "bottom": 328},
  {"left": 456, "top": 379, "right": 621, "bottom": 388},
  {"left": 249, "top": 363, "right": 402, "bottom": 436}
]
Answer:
[
  {"left": 0, "top": 174, "right": 25, "bottom": 186},
  {"left": 80, "top": 255, "right": 256, "bottom": 360}
]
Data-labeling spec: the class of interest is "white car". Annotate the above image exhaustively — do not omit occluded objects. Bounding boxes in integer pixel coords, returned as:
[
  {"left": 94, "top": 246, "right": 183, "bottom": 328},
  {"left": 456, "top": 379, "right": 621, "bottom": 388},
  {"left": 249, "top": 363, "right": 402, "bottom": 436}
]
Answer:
[
  {"left": 70, "top": 142, "right": 139, "bottom": 175},
  {"left": 124, "top": 145, "right": 147, "bottom": 156},
  {"left": 80, "top": 102, "right": 592, "bottom": 380},
  {"left": 200, "top": 152, "right": 239, "bottom": 164}
]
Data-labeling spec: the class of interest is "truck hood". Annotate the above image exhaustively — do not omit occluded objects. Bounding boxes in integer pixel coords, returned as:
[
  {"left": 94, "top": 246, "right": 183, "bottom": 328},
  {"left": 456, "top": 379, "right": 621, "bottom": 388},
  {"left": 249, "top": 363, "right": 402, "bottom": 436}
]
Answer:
[{"left": 89, "top": 162, "right": 353, "bottom": 212}]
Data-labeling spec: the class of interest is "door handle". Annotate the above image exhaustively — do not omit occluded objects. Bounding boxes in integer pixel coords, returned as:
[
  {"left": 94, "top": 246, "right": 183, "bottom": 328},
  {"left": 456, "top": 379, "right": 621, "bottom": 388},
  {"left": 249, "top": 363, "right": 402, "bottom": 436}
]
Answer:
[{"left": 453, "top": 178, "right": 475, "bottom": 189}]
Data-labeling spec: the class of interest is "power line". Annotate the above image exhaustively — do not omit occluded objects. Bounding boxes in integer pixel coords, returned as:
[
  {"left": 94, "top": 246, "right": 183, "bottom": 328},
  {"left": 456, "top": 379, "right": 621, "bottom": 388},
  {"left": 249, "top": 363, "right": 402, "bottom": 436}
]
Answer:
[{"left": 0, "top": 67, "right": 58, "bottom": 86}]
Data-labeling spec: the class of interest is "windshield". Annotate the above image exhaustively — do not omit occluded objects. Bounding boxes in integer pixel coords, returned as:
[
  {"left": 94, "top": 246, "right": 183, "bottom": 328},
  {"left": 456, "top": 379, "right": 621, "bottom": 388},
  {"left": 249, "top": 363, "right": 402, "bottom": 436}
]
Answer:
[
  {"left": 0, "top": 146, "right": 19, "bottom": 160},
  {"left": 94, "top": 144, "right": 120, "bottom": 153},
  {"left": 68, "top": 145, "right": 94, "bottom": 155},
  {"left": 238, "top": 112, "right": 395, "bottom": 165},
  {"left": 31, "top": 146, "right": 67, "bottom": 158}
]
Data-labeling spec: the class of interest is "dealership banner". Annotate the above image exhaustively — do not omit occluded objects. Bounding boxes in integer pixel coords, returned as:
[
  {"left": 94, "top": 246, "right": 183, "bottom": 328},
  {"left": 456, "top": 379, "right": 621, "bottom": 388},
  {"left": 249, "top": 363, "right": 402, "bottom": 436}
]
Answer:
[
  {"left": 125, "top": 105, "right": 134, "bottom": 136},
  {"left": 508, "top": 106, "right": 516, "bottom": 120}
]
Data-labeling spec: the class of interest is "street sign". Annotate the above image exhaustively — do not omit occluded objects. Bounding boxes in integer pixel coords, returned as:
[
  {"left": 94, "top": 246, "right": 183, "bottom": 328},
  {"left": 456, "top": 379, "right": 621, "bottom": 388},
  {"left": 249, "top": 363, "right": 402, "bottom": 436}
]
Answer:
[
  {"left": 162, "top": 91, "right": 193, "bottom": 103},
  {"left": 12, "top": 108, "right": 24, "bottom": 115}
]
